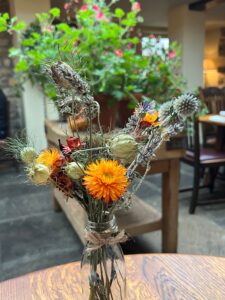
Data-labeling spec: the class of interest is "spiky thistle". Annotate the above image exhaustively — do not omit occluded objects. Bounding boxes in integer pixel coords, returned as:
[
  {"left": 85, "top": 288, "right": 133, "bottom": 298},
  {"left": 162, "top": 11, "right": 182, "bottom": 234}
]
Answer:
[{"left": 174, "top": 94, "right": 199, "bottom": 118}]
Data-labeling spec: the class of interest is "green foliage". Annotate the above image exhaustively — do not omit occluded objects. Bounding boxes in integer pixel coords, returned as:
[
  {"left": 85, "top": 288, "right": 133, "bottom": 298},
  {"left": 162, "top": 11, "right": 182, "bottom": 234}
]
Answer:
[{"left": 0, "top": 0, "right": 185, "bottom": 104}]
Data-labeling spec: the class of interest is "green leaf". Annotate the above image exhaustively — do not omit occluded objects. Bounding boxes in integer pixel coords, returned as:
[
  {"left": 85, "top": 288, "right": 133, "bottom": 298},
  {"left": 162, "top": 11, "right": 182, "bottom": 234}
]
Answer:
[
  {"left": 21, "top": 38, "right": 35, "bottom": 47},
  {"left": 115, "top": 8, "right": 125, "bottom": 18},
  {"left": 0, "top": 25, "right": 7, "bottom": 32},
  {"left": 56, "top": 23, "right": 71, "bottom": 33},
  {"left": 31, "top": 32, "right": 41, "bottom": 40},
  {"left": 15, "top": 60, "right": 29, "bottom": 72},
  {"left": 3, "top": 13, "right": 9, "bottom": 20},
  {"left": 50, "top": 7, "right": 60, "bottom": 17},
  {"left": 9, "top": 47, "right": 21, "bottom": 57},
  {"left": 12, "top": 21, "right": 26, "bottom": 31},
  {"left": 131, "top": 37, "right": 139, "bottom": 44}
]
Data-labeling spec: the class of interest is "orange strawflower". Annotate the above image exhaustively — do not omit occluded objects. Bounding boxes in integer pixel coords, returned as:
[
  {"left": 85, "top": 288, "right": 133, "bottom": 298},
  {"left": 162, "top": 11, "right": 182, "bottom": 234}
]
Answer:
[
  {"left": 83, "top": 159, "right": 128, "bottom": 203},
  {"left": 142, "top": 111, "right": 160, "bottom": 127},
  {"left": 36, "top": 148, "right": 61, "bottom": 169}
]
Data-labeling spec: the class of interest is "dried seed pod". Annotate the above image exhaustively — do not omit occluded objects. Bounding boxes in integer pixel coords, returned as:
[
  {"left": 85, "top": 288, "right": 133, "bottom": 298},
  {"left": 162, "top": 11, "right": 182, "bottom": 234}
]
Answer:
[{"left": 50, "top": 61, "right": 90, "bottom": 95}]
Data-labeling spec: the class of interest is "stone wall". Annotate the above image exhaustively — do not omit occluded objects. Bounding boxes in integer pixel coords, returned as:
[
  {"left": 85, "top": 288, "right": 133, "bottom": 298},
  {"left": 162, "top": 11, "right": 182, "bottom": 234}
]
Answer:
[{"left": 0, "top": 0, "right": 22, "bottom": 136}]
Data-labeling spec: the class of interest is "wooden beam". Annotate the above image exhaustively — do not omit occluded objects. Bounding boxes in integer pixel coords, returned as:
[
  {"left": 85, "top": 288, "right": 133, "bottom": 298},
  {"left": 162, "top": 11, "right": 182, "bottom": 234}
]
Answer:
[{"left": 189, "top": 0, "right": 225, "bottom": 11}]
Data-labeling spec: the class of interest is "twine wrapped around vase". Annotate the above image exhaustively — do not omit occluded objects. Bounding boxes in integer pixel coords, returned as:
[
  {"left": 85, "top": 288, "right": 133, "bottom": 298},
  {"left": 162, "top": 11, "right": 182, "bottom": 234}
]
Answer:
[{"left": 84, "top": 229, "right": 128, "bottom": 251}]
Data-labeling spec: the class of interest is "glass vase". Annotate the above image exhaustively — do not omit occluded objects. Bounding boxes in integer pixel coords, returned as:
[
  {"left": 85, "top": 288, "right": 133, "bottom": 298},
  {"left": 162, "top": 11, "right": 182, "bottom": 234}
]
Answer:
[{"left": 81, "top": 216, "right": 126, "bottom": 300}]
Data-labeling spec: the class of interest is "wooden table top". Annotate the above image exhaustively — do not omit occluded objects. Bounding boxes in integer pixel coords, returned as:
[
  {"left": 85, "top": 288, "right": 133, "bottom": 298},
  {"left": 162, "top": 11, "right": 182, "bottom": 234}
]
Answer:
[
  {"left": 199, "top": 114, "right": 225, "bottom": 126},
  {"left": 1, "top": 254, "right": 225, "bottom": 300}
]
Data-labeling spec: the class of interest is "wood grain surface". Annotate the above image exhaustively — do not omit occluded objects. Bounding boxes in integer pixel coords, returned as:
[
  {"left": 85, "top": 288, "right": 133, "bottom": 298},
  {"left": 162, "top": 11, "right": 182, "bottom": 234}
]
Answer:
[
  {"left": 1, "top": 254, "right": 225, "bottom": 300},
  {"left": 198, "top": 114, "right": 225, "bottom": 127}
]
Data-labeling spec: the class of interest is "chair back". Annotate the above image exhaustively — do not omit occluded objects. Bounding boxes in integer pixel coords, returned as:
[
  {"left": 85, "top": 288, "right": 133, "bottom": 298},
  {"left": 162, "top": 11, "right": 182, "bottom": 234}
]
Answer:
[
  {"left": 0, "top": 89, "right": 9, "bottom": 139},
  {"left": 200, "top": 87, "right": 225, "bottom": 113},
  {"left": 185, "top": 118, "right": 200, "bottom": 163}
]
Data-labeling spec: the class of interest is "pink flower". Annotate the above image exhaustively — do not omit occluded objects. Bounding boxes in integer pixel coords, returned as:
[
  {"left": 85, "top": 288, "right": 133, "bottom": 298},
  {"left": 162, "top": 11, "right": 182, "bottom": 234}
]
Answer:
[
  {"left": 93, "top": 4, "right": 99, "bottom": 11},
  {"left": 74, "top": 0, "right": 79, "bottom": 3},
  {"left": 96, "top": 10, "right": 105, "bottom": 20},
  {"left": 80, "top": 4, "right": 88, "bottom": 11},
  {"left": 115, "top": 49, "right": 123, "bottom": 58},
  {"left": 168, "top": 51, "right": 176, "bottom": 59},
  {"left": 132, "top": 2, "right": 141, "bottom": 11},
  {"left": 43, "top": 25, "right": 53, "bottom": 33},
  {"left": 127, "top": 43, "right": 132, "bottom": 49},
  {"left": 64, "top": 3, "right": 70, "bottom": 10},
  {"left": 130, "top": 27, "right": 134, "bottom": 32}
]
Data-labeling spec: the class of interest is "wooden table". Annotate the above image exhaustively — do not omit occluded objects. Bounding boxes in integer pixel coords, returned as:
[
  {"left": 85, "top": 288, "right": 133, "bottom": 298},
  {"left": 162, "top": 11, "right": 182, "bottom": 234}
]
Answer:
[
  {"left": 199, "top": 114, "right": 225, "bottom": 127},
  {"left": 45, "top": 120, "right": 185, "bottom": 253},
  {"left": 199, "top": 114, "right": 225, "bottom": 150},
  {"left": 1, "top": 254, "right": 225, "bottom": 299}
]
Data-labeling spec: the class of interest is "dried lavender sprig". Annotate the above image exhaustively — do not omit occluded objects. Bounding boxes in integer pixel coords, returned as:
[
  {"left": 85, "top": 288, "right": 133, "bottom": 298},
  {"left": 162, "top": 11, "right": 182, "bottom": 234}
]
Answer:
[{"left": 127, "top": 129, "right": 163, "bottom": 179}]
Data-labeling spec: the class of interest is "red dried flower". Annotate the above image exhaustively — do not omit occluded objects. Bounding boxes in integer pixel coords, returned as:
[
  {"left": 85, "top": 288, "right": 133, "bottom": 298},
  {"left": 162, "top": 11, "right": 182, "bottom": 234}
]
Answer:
[{"left": 67, "top": 137, "right": 81, "bottom": 149}]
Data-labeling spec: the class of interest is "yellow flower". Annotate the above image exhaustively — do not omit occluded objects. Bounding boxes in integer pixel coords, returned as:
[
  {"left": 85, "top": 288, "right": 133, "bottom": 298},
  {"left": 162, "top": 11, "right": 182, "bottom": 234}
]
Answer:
[
  {"left": 83, "top": 160, "right": 128, "bottom": 203},
  {"left": 142, "top": 111, "right": 160, "bottom": 126},
  {"left": 36, "top": 148, "right": 61, "bottom": 169}
]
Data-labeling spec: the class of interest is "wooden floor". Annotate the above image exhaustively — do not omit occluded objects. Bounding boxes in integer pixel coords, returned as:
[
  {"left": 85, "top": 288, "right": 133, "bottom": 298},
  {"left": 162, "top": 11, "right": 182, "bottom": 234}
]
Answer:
[{"left": 1, "top": 163, "right": 225, "bottom": 281}]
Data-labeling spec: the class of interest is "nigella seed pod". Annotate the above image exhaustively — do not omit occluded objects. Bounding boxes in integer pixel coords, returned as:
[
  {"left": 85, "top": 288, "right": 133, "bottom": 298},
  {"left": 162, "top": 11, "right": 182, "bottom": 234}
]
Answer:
[
  {"left": 20, "top": 147, "right": 37, "bottom": 165},
  {"left": 174, "top": 94, "right": 199, "bottom": 118},
  {"left": 110, "top": 134, "right": 138, "bottom": 163},
  {"left": 65, "top": 162, "right": 84, "bottom": 180},
  {"left": 28, "top": 164, "right": 50, "bottom": 185}
]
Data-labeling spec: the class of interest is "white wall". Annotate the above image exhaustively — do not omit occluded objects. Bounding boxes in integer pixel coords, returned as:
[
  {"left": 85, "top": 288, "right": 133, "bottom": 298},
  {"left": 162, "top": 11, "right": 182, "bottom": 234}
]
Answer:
[
  {"left": 9, "top": 0, "right": 59, "bottom": 151},
  {"left": 168, "top": 5, "right": 205, "bottom": 92}
]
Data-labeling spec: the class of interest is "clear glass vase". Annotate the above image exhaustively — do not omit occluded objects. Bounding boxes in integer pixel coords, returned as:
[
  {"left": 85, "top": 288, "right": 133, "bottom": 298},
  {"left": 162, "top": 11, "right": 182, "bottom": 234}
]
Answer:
[{"left": 81, "top": 216, "right": 126, "bottom": 300}]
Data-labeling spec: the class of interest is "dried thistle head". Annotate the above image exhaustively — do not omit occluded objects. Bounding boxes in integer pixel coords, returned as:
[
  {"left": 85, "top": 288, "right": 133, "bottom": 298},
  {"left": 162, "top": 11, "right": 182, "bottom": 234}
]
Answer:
[
  {"left": 174, "top": 94, "right": 199, "bottom": 118},
  {"left": 158, "top": 101, "right": 173, "bottom": 123}
]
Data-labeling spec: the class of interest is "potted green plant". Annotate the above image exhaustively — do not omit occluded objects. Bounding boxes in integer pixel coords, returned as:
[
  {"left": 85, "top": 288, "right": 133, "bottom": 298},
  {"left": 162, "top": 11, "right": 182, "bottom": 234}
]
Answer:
[{"left": 0, "top": 0, "right": 185, "bottom": 129}]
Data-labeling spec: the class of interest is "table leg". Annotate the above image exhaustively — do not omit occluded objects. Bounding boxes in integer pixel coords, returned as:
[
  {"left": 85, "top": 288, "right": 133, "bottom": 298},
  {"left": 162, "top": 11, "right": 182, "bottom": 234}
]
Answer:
[
  {"left": 52, "top": 192, "right": 62, "bottom": 212},
  {"left": 162, "top": 159, "right": 180, "bottom": 253}
]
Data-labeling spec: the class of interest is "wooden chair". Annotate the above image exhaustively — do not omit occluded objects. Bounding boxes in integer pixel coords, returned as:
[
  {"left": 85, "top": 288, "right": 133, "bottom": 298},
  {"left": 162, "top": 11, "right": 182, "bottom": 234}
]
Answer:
[
  {"left": 200, "top": 87, "right": 225, "bottom": 113},
  {"left": 199, "top": 87, "right": 225, "bottom": 146},
  {"left": 181, "top": 119, "right": 225, "bottom": 214}
]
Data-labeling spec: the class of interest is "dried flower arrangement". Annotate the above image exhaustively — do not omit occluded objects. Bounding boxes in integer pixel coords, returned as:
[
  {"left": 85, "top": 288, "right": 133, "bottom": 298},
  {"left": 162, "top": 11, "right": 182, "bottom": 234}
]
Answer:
[{"left": 6, "top": 61, "right": 199, "bottom": 299}]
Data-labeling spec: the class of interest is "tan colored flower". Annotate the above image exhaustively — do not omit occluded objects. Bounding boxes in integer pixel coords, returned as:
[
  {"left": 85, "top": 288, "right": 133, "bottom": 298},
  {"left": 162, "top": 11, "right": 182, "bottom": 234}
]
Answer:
[{"left": 20, "top": 147, "right": 37, "bottom": 165}]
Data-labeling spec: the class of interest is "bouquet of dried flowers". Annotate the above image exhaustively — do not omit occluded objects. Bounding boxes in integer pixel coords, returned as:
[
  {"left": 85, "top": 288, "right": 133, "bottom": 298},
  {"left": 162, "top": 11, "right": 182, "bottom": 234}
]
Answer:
[{"left": 6, "top": 61, "right": 199, "bottom": 299}]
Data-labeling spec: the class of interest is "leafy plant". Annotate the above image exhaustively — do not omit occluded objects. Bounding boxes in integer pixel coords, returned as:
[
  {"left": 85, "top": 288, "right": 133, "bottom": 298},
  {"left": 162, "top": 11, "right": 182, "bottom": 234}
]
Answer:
[{"left": 0, "top": 0, "right": 185, "bottom": 105}]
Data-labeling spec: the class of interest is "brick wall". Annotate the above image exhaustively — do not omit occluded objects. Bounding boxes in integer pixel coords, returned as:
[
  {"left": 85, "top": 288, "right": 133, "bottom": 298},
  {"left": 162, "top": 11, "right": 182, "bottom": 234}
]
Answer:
[{"left": 0, "top": 0, "right": 22, "bottom": 136}]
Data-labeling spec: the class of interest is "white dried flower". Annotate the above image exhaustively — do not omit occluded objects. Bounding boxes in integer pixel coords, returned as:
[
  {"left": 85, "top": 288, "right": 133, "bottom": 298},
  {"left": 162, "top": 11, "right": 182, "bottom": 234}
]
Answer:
[
  {"left": 174, "top": 94, "right": 199, "bottom": 117},
  {"left": 20, "top": 147, "right": 37, "bottom": 165},
  {"left": 65, "top": 162, "right": 84, "bottom": 180},
  {"left": 28, "top": 164, "right": 50, "bottom": 185},
  {"left": 110, "top": 134, "right": 138, "bottom": 163}
]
